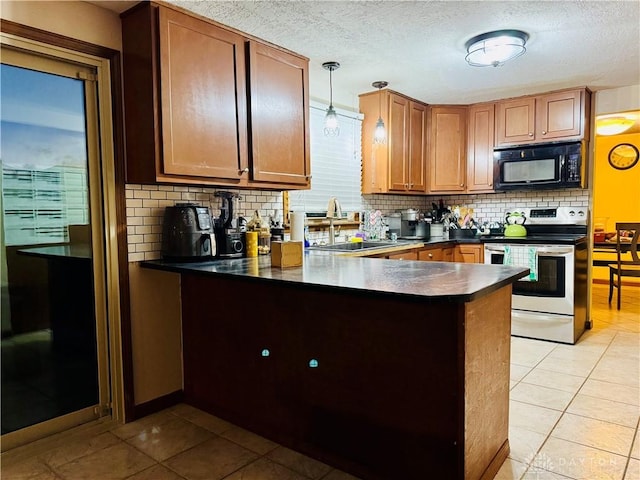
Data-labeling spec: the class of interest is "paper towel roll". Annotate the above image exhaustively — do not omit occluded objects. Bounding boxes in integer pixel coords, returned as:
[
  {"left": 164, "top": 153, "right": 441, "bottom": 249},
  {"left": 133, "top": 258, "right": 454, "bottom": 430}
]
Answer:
[{"left": 290, "top": 211, "right": 305, "bottom": 242}]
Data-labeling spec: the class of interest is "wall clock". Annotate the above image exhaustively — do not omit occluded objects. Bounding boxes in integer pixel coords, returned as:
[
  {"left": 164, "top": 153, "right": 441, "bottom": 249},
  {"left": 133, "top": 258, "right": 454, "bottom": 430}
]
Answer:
[{"left": 608, "top": 143, "right": 639, "bottom": 170}]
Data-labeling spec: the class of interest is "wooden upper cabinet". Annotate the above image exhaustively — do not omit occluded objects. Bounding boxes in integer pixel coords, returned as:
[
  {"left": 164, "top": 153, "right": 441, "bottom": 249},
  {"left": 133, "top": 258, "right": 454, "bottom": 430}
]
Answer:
[
  {"left": 121, "top": 2, "right": 309, "bottom": 189},
  {"left": 496, "top": 88, "right": 590, "bottom": 147},
  {"left": 466, "top": 103, "right": 495, "bottom": 193},
  {"left": 428, "top": 106, "right": 467, "bottom": 193},
  {"left": 247, "top": 42, "right": 310, "bottom": 185},
  {"left": 158, "top": 7, "right": 247, "bottom": 179},
  {"left": 536, "top": 89, "right": 582, "bottom": 141},
  {"left": 407, "top": 101, "right": 427, "bottom": 192},
  {"left": 388, "top": 94, "right": 410, "bottom": 191},
  {"left": 496, "top": 97, "right": 535, "bottom": 145},
  {"left": 360, "top": 90, "right": 427, "bottom": 194}
]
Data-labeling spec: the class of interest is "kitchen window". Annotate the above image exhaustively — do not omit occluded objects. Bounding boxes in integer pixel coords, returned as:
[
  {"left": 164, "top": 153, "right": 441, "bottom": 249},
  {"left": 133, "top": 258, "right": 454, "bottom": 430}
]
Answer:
[{"left": 288, "top": 101, "right": 363, "bottom": 214}]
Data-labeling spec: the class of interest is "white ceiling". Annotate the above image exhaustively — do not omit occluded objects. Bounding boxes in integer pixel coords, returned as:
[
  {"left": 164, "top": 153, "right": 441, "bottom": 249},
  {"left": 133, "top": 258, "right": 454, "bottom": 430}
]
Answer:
[{"left": 95, "top": 0, "right": 640, "bottom": 112}]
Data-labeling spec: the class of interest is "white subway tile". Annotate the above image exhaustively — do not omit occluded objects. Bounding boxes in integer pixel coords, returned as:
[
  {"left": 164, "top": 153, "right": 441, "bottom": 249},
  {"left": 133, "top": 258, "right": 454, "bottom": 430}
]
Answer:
[
  {"left": 133, "top": 190, "right": 151, "bottom": 199},
  {"left": 129, "top": 252, "right": 145, "bottom": 262},
  {"left": 128, "top": 234, "right": 143, "bottom": 244}
]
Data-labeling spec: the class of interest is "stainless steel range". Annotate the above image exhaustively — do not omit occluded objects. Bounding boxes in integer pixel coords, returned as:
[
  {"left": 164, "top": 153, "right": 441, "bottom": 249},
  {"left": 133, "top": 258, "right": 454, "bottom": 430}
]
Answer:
[{"left": 483, "top": 206, "right": 589, "bottom": 344}]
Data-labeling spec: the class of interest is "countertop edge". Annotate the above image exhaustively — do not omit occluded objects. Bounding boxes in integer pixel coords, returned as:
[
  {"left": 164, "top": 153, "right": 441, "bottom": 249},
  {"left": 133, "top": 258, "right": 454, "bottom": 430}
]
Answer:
[{"left": 140, "top": 257, "right": 529, "bottom": 303}]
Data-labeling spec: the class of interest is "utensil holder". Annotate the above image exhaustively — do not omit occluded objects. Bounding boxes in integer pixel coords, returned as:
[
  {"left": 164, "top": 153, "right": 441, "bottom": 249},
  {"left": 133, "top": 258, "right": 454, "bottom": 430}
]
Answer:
[{"left": 449, "top": 229, "right": 477, "bottom": 239}]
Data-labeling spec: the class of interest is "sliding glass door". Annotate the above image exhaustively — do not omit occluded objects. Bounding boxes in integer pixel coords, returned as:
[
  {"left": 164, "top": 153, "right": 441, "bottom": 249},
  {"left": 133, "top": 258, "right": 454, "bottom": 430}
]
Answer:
[{"left": 1, "top": 44, "right": 111, "bottom": 445}]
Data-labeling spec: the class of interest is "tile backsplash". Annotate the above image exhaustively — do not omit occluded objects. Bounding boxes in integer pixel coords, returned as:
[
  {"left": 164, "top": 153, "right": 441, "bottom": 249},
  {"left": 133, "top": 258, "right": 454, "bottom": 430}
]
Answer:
[
  {"left": 125, "top": 184, "right": 283, "bottom": 262},
  {"left": 126, "top": 184, "right": 589, "bottom": 262}
]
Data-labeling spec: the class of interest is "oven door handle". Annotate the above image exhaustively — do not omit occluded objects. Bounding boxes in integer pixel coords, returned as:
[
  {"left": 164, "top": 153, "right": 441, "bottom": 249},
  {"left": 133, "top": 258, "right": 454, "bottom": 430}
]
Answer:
[{"left": 484, "top": 245, "right": 573, "bottom": 255}]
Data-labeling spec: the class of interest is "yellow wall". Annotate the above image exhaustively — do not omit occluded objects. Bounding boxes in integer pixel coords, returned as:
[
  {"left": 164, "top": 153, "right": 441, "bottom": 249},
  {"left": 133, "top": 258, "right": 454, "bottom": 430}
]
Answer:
[{"left": 592, "top": 128, "right": 640, "bottom": 281}]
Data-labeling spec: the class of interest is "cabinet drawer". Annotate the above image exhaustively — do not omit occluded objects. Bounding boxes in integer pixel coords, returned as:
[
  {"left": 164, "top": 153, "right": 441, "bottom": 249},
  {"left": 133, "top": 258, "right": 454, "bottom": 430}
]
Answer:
[{"left": 419, "top": 248, "right": 443, "bottom": 261}]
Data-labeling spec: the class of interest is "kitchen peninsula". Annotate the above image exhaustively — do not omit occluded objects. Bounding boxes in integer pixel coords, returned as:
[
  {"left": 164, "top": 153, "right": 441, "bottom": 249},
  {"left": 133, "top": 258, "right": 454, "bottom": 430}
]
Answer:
[{"left": 142, "top": 254, "right": 529, "bottom": 480}]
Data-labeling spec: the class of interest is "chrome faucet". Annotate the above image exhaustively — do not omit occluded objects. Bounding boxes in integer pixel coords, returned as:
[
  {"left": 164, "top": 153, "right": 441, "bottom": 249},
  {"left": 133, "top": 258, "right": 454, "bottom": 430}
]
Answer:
[{"left": 326, "top": 197, "right": 342, "bottom": 245}]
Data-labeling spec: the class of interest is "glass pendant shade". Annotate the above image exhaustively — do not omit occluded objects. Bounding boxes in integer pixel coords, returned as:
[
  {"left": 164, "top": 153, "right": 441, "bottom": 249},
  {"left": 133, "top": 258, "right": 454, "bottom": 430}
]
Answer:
[
  {"left": 374, "top": 117, "right": 386, "bottom": 144},
  {"left": 324, "top": 105, "right": 339, "bottom": 137},
  {"left": 371, "top": 80, "right": 388, "bottom": 144},
  {"left": 322, "top": 61, "right": 340, "bottom": 137},
  {"left": 465, "top": 30, "right": 528, "bottom": 67}
]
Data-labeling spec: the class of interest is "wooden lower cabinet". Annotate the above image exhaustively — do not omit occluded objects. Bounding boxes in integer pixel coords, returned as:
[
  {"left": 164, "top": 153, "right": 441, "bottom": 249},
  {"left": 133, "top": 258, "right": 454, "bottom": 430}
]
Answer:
[
  {"left": 181, "top": 274, "right": 512, "bottom": 480},
  {"left": 455, "top": 244, "right": 484, "bottom": 263},
  {"left": 419, "top": 246, "right": 454, "bottom": 262},
  {"left": 443, "top": 247, "right": 454, "bottom": 262},
  {"left": 386, "top": 251, "right": 419, "bottom": 260},
  {"left": 419, "top": 247, "right": 444, "bottom": 261}
]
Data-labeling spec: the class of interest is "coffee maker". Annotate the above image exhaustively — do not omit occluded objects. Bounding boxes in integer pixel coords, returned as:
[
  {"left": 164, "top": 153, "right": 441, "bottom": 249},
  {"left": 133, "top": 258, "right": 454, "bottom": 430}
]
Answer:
[
  {"left": 399, "top": 209, "right": 430, "bottom": 240},
  {"left": 213, "top": 191, "right": 245, "bottom": 258}
]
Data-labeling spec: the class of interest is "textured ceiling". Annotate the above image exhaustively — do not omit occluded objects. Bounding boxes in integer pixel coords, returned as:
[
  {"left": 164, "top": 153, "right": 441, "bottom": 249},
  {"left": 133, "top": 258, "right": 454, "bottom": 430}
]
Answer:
[{"left": 99, "top": 1, "right": 640, "bottom": 111}]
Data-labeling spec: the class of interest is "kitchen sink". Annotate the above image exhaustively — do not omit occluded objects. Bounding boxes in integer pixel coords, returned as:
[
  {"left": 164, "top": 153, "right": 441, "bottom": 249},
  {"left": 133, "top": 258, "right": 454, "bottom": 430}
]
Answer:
[{"left": 307, "top": 241, "right": 407, "bottom": 251}]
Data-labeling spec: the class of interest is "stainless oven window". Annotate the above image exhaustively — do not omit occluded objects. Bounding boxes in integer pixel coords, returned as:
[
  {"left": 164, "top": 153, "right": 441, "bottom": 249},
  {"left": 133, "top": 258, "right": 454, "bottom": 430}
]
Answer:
[{"left": 488, "top": 253, "right": 566, "bottom": 297}]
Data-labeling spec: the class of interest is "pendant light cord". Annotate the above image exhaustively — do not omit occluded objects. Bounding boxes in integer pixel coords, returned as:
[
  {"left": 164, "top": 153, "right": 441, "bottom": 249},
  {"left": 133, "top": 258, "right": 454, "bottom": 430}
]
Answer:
[{"left": 329, "top": 68, "right": 334, "bottom": 107}]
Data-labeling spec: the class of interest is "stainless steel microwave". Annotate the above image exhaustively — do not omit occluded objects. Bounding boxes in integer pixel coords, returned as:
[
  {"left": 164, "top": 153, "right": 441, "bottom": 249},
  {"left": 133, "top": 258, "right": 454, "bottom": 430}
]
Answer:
[{"left": 493, "top": 141, "right": 585, "bottom": 191}]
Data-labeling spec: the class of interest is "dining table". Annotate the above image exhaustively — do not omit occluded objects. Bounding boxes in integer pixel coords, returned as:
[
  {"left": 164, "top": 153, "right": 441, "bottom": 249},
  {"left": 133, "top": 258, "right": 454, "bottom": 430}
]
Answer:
[{"left": 592, "top": 240, "right": 632, "bottom": 267}]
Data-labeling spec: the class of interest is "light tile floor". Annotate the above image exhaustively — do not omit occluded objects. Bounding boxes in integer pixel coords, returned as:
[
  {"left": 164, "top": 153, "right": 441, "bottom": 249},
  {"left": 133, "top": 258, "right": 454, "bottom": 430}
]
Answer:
[{"left": 1, "top": 284, "right": 638, "bottom": 480}]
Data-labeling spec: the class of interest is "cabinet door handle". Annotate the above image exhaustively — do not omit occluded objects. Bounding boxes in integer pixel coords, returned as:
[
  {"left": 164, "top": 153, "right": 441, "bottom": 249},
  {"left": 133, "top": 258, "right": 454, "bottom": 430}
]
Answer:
[
  {"left": 528, "top": 132, "right": 534, "bottom": 137},
  {"left": 238, "top": 167, "right": 249, "bottom": 175},
  {"left": 542, "top": 130, "right": 547, "bottom": 135},
  {"left": 428, "top": 253, "right": 433, "bottom": 258},
  {"left": 460, "top": 183, "right": 464, "bottom": 187}
]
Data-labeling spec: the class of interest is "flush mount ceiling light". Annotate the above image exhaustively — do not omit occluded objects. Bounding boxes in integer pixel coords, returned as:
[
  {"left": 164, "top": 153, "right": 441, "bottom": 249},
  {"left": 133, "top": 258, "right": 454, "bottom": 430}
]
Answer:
[
  {"left": 465, "top": 29, "right": 529, "bottom": 67},
  {"left": 372, "top": 81, "right": 388, "bottom": 144},
  {"left": 322, "top": 61, "right": 340, "bottom": 137},
  {"left": 596, "top": 113, "right": 638, "bottom": 136}
]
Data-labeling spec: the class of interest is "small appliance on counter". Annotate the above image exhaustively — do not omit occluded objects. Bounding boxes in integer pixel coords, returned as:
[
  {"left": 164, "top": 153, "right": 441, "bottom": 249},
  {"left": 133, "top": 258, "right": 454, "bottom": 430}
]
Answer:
[
  {"left": 161, "top": 203, "right": 216, "bottom": 261},
  {"left": 399, "top": 209, "right": 430, "bottom": 240},
  {"left": 385, "top": 213, "right": 402, "bottom": 238},
  {"left": 504, "top": 211, "right": 527, "bottom": 237},
  {"left": 214, "top": 191, "right": 245, "bottom": 258}
]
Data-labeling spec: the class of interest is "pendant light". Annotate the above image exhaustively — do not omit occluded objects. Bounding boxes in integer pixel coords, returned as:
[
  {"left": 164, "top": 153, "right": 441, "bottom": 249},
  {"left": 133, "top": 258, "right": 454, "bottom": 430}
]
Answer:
[
  {"left": 372, "top": 81, "right": 388, "bottom": 144},
  {"left": 322, "top": 61, "right": 340, "bottom": 137}
]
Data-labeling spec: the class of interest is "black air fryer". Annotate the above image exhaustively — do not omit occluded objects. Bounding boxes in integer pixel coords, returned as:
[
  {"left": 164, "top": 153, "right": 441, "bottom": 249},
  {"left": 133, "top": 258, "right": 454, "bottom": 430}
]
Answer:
[{"left": 161, "top": 203, "right": 216, "bottom": 261}]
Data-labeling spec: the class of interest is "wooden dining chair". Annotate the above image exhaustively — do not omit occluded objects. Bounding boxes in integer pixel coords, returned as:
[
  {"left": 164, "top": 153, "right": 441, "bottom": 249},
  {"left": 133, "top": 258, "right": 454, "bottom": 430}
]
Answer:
[{"left": 608, "top": 222, "right": 640, "bottom": 310}]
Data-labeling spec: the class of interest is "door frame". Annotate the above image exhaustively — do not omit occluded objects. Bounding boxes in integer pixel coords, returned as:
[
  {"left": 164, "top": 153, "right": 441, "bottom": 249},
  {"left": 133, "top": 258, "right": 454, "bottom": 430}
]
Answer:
[{"left": 0, "top": 21, "right": 133, "bottom": 449}]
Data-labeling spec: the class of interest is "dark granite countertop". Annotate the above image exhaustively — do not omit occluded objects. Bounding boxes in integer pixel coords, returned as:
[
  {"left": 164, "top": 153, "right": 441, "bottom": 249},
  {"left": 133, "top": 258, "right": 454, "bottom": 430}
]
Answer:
[
  {"left": 142, "top": 252, "right": 529, "bottom": 303},
  {"left": 17, "top": 244, "right": 92, "bottom": 260}
]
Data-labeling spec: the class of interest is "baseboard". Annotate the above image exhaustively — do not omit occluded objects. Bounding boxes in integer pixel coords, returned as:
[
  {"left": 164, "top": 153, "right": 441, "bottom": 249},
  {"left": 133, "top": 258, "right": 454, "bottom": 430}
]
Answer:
[
  {"left": 133, "top": 390, "right": 183, "bottom": 420},
  {"left": 592, "top": 279, "right": 640, "bottom": 287}
]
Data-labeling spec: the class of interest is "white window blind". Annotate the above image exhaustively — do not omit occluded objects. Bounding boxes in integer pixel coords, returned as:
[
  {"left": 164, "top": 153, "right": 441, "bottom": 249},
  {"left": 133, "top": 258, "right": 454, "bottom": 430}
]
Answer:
[{"left": 289, "top": 102, "right": 362, "bottom": 214}]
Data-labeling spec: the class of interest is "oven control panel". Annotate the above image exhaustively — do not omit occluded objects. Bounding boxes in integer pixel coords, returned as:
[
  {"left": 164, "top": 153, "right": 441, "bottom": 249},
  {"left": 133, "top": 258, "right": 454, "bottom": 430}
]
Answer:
[{"left": 505, "top": 207, "right": 587, "bottom": 225}]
